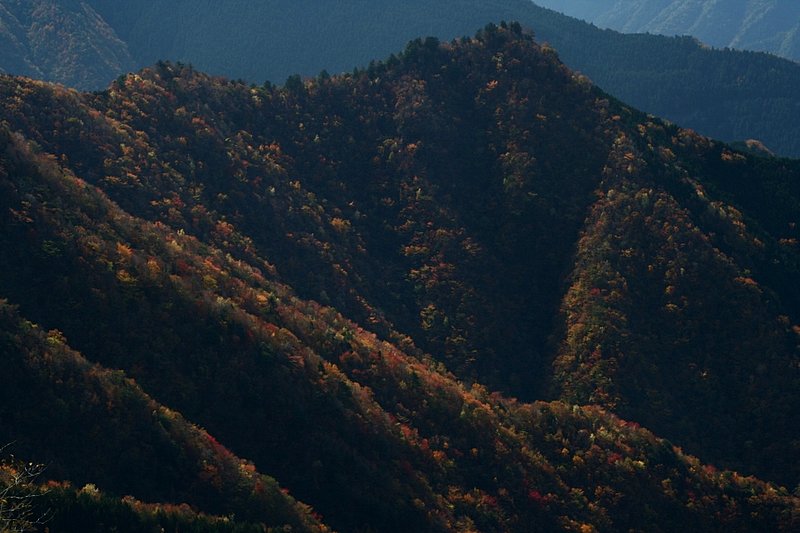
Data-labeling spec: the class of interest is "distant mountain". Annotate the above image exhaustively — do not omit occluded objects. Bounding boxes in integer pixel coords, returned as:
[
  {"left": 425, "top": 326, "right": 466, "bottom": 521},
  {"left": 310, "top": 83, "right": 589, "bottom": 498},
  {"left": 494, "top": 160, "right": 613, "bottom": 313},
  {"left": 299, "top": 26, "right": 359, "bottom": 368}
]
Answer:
[
  {"left": 0, "top": 26, "right": 798, "bottom": 531},
  {"left": 535, "top": 0, "right": 800, "bottom": 63},
  {"left": 0, "top": 0, "right": 134, "bottom": 89},
  {"left": 0, "top": 0, "right": 797, "bottom": 156}
]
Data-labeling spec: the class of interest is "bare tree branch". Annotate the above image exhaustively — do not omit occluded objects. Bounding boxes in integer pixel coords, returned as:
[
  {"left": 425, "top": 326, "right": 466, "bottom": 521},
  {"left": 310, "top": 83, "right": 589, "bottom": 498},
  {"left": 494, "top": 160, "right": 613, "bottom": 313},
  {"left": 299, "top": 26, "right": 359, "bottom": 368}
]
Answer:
[{"left": 0, "top": 445, "right": 49, "bottom": 533}]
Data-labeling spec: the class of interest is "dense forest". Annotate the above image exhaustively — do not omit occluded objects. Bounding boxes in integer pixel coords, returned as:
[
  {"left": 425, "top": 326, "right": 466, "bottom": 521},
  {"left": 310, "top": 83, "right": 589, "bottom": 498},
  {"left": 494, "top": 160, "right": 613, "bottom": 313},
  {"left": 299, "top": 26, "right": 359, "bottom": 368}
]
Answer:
[
  {"left": 0, "top": 25, "right": 799, "bottom": 531},
  {"left": 2, "top": 0, "right": 800, "bottom": 156},
  {"left": 536, "top": 0, "right": 800, "bottom": 63}
]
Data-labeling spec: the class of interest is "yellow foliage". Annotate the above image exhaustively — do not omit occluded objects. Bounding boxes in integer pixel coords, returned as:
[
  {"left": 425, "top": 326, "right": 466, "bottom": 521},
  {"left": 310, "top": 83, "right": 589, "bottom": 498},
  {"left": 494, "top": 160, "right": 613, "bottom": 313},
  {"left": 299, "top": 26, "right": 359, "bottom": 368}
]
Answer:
[
  {"left": 330, "top": 217, "right": 351, "bottom": 233},
  {"left": 116, "top": 242, "right": 133, "bottom": 260},
  {"left": 116, "top": 269, "right": 136, "bottom": 284}
]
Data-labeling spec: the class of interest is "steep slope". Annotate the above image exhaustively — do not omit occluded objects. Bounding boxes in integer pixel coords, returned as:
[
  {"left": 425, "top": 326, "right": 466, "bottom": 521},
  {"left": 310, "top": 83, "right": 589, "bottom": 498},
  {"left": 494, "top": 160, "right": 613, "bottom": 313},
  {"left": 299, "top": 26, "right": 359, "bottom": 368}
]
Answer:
[
  {"left": 0, "top": 26, "right": 799, "bottom": 531},
  {"left": 535, "top": 0, "right": 800, "bottom": 63},
  {"left": 553, "top": 124, "right": 800, "bottom": 486},
  {"left": 0, "top": 0, "right": 134, "bottom": 90},
  {"left": 0, "top": 300, "right": 328, "bottom": 531},
  {"left": 1, "top": 123, "right": 798, "bottom": 533}
]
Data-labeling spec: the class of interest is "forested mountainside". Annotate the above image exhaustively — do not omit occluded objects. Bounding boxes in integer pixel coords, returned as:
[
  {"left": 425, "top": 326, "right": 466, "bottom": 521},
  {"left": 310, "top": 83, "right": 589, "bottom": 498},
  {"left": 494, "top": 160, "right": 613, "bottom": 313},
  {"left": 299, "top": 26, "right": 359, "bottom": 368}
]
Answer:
[
  {"left": 535, "top": 0, "right": 800, "bottom": 63},
  {"left": 0, "top": 1, "right": 798, "bottom": 156},
  {"left": 1, "top": 26, "right": 799, "bottom": 531},
  {"left": 0, "top": 302, "right": 326, "bottom": 533},
  {"left": 0, "top": 0, "right": 134, "bottom": 89}
]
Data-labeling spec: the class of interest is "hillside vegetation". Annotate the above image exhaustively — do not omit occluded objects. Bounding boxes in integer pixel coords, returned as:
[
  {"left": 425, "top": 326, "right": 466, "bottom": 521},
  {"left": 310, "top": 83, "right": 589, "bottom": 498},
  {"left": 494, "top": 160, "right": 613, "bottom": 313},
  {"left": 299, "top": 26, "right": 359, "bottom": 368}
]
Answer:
[
  {"left": 0, "top": 25, "right": 798, "bottom": 531},
  {"left": 1, "top": 0, "right": 800, "bottom": 155}
]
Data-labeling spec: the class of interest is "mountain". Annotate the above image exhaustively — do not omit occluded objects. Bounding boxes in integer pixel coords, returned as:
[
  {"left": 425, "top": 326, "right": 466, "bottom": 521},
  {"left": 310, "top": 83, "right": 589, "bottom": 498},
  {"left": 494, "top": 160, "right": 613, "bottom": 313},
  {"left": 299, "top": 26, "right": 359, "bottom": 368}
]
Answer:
[
  {"left": 85, "top": 0, "right": 800, "bottom": 157},
  {"left": 1, "top": 26, "right": 799, "bottom": 531},
  {"left": 535, "top": 0, "right": 800, "bottom": 63},
  {"left": 0, "top": 1, "right": 798, "bottom": 157},
  {"left": 0, "top": 0, "right": 135, "bottom": 89}
]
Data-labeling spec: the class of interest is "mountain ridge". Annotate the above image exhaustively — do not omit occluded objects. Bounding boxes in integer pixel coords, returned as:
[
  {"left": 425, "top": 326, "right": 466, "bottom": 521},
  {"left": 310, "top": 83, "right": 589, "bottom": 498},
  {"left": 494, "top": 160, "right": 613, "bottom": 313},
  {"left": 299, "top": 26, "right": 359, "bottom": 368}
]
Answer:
[
  {"left": 1, "top": 0, "right": 800, "bottom": 155},
  {"left": 0, "top": 25, "right": 798, "bottom": 531},
  {"left": 0, "top": 0, "right": 134, "bottom": 89},
  {"left": 535, "top": 0, "right": 800, "bottom": 63}
]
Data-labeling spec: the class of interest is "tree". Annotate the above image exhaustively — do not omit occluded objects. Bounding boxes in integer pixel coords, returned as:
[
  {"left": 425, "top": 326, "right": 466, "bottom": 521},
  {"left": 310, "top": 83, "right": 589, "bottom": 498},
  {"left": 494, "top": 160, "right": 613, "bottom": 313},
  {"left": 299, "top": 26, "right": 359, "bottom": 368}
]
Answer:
[{"left": 0, "top": 447, "right": 47, "bottom": 533}]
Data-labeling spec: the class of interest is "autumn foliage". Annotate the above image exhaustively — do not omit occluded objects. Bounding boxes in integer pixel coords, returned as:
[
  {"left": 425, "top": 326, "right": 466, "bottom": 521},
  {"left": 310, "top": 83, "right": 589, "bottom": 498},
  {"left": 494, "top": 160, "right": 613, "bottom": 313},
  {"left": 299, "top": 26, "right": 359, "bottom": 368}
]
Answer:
[{"left": 0, "top": 25, "right": 798, "bottom": 532}]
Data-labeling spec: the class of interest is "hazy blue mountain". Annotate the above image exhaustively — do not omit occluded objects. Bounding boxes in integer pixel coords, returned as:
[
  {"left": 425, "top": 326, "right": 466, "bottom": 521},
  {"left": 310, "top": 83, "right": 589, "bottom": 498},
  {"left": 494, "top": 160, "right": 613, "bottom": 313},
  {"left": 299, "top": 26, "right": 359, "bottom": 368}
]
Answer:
[
  {"left": 0, "top": 0, "right": 134, "bottom": 89},
  {"left": 535, "top": 0, "right": 800, "bottom": 63}
]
